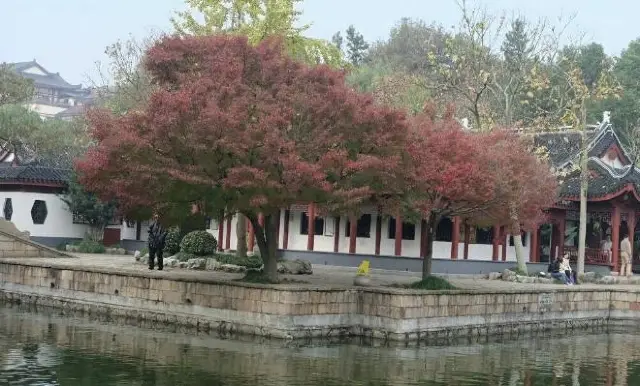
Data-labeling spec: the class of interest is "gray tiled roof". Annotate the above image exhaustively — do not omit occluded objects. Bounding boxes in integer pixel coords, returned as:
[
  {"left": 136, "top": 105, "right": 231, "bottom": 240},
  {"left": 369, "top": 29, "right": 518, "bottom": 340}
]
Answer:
[
  {"left": 9, "top": 60, "right": 81, "bottom": 90},
  {"left": 0, "top": 164, "right": 70, "bottom": 185}
]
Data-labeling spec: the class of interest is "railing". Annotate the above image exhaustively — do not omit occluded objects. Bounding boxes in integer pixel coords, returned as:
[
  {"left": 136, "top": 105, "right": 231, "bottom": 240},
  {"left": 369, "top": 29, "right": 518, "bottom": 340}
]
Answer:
[{"left": 564, "top": 246, "right": 612, "bottom": 266}]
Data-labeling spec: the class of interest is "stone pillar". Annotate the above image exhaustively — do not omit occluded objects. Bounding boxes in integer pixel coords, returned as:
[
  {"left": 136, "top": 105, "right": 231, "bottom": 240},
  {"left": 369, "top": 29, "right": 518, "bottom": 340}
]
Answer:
[
  {"left": 529, "top": 226, "right": 539, "bottom": 262},
  {"left": 500, "top": 226, "right": 507, "bottom": 261},
  {"left": 307, "top": 203, "right": 315, "bottom": 251},
  {"left": 463, "top": 224, "right": 470, "bottom": 260},
  {"left": 225, "top": 217, "right": 232, "bottom": 250},
  {"left": 282, "top": 210, "right": 290, "bottom": 249},
  {"left": 395, "top": 216, "right": 403, "bottom": 256},
  {"left": 612, "top": 205, "right": 621, "bottom": 272},
  {"left": 333, "top": 216, "right": 341, "bottom": 253},
  {"left": 374, "top": 215, "right": 382, "bottom": 255},
  {"left": 349, "top": 216, "right": 357, "bottom": 254},
  {"left": 492, "top": 225, "right": 500, "bottom": 261},
  {"left": 557, "top": 211, "right": 566, "bottom": 258},
  {"left": 217, "top": 216, "right": 224, "bottom": 251},
  {"left": 451, "top": 217, "right": 460, "bottom": 260}
]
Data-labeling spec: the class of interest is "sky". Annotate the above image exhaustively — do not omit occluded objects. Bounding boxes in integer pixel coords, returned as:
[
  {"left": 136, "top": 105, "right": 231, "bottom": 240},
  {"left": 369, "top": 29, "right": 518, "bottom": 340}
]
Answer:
[{"left": 1, "top": 0, "right": 639, "bottom": 85}]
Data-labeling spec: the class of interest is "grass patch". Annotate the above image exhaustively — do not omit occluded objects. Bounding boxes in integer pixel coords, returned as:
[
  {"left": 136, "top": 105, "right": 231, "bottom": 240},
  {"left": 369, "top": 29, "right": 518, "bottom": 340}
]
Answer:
[
  {"left": 391, "top": 276, "right": 457, "bottom": 290},
  {"left": 236, "top": 270, "right": 309, "bottom": 285}
]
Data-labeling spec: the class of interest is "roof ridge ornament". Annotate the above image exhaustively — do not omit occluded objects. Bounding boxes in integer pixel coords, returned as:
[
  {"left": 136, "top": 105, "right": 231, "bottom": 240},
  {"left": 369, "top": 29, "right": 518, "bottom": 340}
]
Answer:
[{"left": 603, "top": 111, "right": 611, "bottom": 124}]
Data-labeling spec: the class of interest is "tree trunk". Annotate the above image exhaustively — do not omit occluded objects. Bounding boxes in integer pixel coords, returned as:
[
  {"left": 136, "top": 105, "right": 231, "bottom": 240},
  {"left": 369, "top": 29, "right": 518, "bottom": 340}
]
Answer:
[
  {"left": 421, "top": 212, "right": 438, "bottom": 279},
  {"left": 88, "top": 226, "right": 104, "bottom": 243},
  {"left": 577, "top": 129, "right": 588, "bottom": 274},
  {"left": 236, "top": 214, "right": 247, "bottom": 258},
  {"left": 249, "top": 213, "right": 278, "bottom": 282},
  {"left": 510, "top": 203, "right": 527, "bottom": 274}
]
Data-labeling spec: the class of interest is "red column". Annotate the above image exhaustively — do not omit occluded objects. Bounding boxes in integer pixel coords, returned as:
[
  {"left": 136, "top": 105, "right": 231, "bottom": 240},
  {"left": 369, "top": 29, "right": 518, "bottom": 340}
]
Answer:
[
  {"left": 612, "top": 205, "right": 621, "bottom": 272},
  {"left": 374, "top": 215, "right": 382, "bottom": 255},
  {"left": 463, "top": 224, "right": 470, "bottom": 259},
  {"left": 500, "top": 226, "right": 507, "bottom": 261},
  {"left": 451, "top": 217, "right": 460, "bottom": 260},
  {"left": 529, "top": 226, "right": 539, "bottom": 262},
  {"left": 225, "top": 217, "right": 231, "bottom": 250},
  {"left": 394, "top": 216, "right": 403, "bottom": 256},
  {"left": 307, "top": 203, "right": 315, "bottom": 251},
  {"left": 217, "top": 216, "right": 224, "bottom": 251},
  {"left": 333, "top": 216, "right": 341, "bottom": 252},
  {"left": 492, "top": 225, "right": 500, "bottom": 261},
  {"left": 557, "top": 211, "right": 566, "bottom": 258},
  {"left": 348, "top": 216, "right": 357, "bottom": 254},
  {"left": 420, "top": 219, "right": 426, "bottom": 258},
  {"left": 247, "top": 218, "right": 255, "bottom": 252},
  {"left": 282, "top": 210, "right": 290, "bottom": 249}
]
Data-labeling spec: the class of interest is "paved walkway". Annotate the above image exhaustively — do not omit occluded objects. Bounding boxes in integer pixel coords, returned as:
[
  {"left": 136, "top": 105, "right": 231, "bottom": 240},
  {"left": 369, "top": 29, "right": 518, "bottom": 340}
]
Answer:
[{"left": 2, "top": 253, "right": 639, "bottom": 291}]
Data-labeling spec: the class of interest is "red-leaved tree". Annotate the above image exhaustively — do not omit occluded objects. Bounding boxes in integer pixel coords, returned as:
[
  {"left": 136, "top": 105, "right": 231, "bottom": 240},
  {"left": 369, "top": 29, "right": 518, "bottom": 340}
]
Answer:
[
  {"left": 406, "top": 107, "right": 558, "bottom": 278},
  {"left": 77, "top": 35, "right": 409, "bottom": 281}
]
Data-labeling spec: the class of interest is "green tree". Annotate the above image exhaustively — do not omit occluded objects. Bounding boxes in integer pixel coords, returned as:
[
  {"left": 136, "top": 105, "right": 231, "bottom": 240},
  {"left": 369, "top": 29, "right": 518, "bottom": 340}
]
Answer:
[
  {"left": 171, "top": 0, "right": 343, "bottom": 66},
  {"left": 61, "top": 174, "right": 118, "bottom": 242},
  {"left": 0, "top": 63, "right": 34, "bottom": 106},
  {"left": 609, "top": 39, "right": 640, "bottom": 142},
  {"left": 331, "top": 31, "right": 343, "bottom": 51},
  {"left": 345, "top": 25, "right": 369, "bottom": 66}
]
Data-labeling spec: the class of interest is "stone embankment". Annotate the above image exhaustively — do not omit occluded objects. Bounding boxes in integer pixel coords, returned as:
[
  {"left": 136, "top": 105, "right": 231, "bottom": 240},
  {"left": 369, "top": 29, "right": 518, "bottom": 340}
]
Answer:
[{"left": 2, "top": 257, "right": 640, "bottom": 341}]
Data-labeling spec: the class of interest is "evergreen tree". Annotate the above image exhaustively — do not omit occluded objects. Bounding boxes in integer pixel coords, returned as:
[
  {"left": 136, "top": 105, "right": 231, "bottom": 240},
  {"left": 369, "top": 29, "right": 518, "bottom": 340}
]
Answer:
[
  {"left": 331, "top": 31, "right": 343, "bottom": 51},
  {"left": 346, "top": 25, "right": 369, "bottom": 66}
]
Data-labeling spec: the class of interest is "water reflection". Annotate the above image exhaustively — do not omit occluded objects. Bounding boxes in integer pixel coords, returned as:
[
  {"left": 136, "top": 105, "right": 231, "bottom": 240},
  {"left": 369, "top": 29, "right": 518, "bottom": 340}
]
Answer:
[{"left": 0, "top": 304, "right": 637, "bottom": 385}]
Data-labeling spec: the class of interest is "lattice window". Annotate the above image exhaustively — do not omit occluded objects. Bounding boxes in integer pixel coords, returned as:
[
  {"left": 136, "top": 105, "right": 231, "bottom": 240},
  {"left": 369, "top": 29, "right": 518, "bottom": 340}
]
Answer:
[
  {"left": 3, "top": 198, "right": 12, "bottom": 221},
  {"left": 31, "top": 200, "right": 48, "bottom": 225}
]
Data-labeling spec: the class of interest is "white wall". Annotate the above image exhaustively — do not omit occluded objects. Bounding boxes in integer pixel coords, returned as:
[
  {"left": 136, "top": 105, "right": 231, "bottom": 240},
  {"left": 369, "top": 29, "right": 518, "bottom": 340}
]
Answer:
[
  {"left": 27, "top": 103, "right": 67, "bottom": 119},
  {"left": 0, "top": 191, "right": 90, "bottom": 238}
]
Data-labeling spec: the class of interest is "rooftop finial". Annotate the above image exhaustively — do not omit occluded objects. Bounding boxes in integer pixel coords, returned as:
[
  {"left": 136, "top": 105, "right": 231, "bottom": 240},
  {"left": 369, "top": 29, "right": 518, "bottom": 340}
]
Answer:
[{"left": 603, "top": 111, "right": 611, "bottom": 124}]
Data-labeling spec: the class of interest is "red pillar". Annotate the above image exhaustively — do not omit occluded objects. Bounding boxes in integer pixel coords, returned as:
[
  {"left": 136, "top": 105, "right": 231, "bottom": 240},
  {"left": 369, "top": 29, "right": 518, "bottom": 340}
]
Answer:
[
  {"left": 247, "top": 218, "right": 255, "bottom": 252},
  {"left": 557, "top": 211, "right": 566, "bottom": 258},
  {"left": 451, "top": 217, "right": 460, "bottom": 260},
  {"left": 225, "top": 217, "right": 231, "bottom": 250},
  {"left": 348, "top": 216, "right": 357, "bottom": 254},
  {"left": 420, "top": 219, "right": 426, "bottom": 258},
  {"left": 463, "top": 224, "right": 470, "bottom": 259},
  {"left": 500, "top": 226, "right": 507, "bottom": 261},
  {"left": 529, "top": 226, "right": 539, "bottom": 262},
  {"left": 492, "top": 225, "right": 500, "bottom": 261},
  {"left": 333, "top": 216, "right": 341, "bottom": 253},
  {"left": 217, "top": 216, "right": 224, "bottom": 251},
  {"left": 375, "top": 215, "right": 382, "bottom": 255},
  {"left": 282, "top": 210, "right": 290, "bottom": 249},
  {"left": 612, "top": 205, "right": 621, "bottom": 272},
  {"left": 394, "top": 216, "right": 403, "bottom": 256},
  {"left": 307, "top": 203, "right": 315, "bottom": 251}
]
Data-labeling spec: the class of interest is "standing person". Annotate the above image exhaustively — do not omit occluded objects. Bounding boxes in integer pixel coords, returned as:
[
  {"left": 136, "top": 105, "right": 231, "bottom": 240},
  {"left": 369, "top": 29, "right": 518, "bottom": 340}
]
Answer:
[
  {"left": 620, "top": 232, "right": 633, "bottom": 277},
  {"left": 602, "top": 235, "right": 613, "bottom": 263},
  {"left": 148, "top": 213, "right": 168, "bottom": 271}
]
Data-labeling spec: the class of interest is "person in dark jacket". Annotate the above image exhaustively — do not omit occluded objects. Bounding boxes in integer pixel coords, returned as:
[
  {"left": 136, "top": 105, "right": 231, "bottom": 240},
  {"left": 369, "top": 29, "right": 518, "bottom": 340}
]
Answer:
[{"left": 148, "top": 214, "right": 168, "bottom": 270}]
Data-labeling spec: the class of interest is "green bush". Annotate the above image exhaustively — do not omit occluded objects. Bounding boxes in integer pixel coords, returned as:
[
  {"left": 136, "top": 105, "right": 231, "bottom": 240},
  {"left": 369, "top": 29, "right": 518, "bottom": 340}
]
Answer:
[
  {"left": 216, "top": 253, "right": 263, "bottom": 269},
  {"left": 163, "top": 227, "right": 182, "bottom": 255},
  {"left": 179, "top": 230, "right": 217, "bottom": 256},
  {"left": 76, "top": 240, "right": 106, "bottom": 254},
  {"left": 140, "top": 247, "right": 149, "bottom": 256},
  {"left": 408, "top": 276, "right": 457, "bottom": 290},
  {"left": 175, "top": 251, "right": 199, "bottom": 262}
]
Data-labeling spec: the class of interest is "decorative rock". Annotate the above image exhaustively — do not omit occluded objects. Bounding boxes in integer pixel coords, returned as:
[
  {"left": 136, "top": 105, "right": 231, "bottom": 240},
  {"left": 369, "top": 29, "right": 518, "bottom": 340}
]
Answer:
[
  {"left": 134, "top": 250, "right": 141, "bottom": 259},
  {"left": 487, "top": 272, "right": 502, "bottom": 280},
  {"left": 164, "top": 258, "right": 179, "bottom": 268},
  {"left": 105, "top": 247, "right": 126, "bottom": 255},
  {"left": 501, "top": 269, "right": 517, "bottom": 282},
  {"left": 536, "top": 277, "right": 554, "bottom": 284},
  {"left": 596, "top": 276, "right": 617, "bottom": 285},
  {"left": 218, "top": 264, "right": 246, "bottom": 273},
  {"left": 277, "top": 259, "right": 313, "bottom": 275},
  {"left": 65, "top": 245, "right": 79, "bottom": 252},
  {"left": 353, "top": 275, "right": 371, "bottom": 286},
  {"left": 187, "top": 258, "right": 207, "bottom": 270},
  {"left": 205, "top": 258, "right": 221, "bottom": 271},
  {"left": 515, "top": 275, "right": 535, "bottom": 283},
  {"left": 178, "top": 261, "right": 188, "bottom": 269}
]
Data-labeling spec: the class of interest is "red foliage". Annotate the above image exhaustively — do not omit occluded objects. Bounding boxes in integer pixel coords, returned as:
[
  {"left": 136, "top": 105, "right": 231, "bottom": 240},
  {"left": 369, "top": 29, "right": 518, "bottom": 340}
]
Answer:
[
  {"left": 406, "top": 108, "right": 558, "bottom": 276},
  {"left": 76, "top": 34, "right": 409, "bottom": 271}
]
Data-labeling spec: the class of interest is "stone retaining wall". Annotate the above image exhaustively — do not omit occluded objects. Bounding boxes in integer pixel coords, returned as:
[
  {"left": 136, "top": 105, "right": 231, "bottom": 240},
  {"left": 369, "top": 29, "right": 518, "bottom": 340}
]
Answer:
[{"left": 0, "top": 260, "right": 637, "bottom": 341}]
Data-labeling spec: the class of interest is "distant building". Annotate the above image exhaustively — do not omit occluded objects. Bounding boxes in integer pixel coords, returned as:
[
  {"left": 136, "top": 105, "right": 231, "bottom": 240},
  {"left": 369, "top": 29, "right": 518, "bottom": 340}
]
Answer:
[{"left": 9, "top": 60, "right": 94, "bottom": 120}]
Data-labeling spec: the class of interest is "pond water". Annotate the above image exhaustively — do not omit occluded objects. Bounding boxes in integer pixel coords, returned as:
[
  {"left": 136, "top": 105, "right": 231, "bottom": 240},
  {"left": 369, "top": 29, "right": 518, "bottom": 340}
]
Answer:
[{"left": 0, "top": 305, "right": 637, "bottom": 385}]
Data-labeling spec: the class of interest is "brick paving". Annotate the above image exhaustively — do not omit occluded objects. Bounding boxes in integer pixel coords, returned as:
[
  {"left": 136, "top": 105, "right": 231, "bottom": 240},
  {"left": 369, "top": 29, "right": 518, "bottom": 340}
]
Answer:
[{"left": 1, "top": 253, "right": 639, "bottom": 292}]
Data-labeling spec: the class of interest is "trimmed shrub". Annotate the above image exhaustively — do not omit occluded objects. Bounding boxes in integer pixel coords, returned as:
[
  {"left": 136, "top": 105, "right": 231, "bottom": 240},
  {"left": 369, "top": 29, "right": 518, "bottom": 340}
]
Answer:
[
  {"left": 76, "top": 240, "right": 106, "bottom": 254},
  {"left": 163, "top": 227, "right": 182, "bottom": 255},
  {"left": 216, "top": 253, "right": 263, "bottom": 269},
  {"left": 179, "top": 230, "right": 217, "bottom": 256},
  {"left": 175, "top": 251, "right": 198, "bottom": 262}
]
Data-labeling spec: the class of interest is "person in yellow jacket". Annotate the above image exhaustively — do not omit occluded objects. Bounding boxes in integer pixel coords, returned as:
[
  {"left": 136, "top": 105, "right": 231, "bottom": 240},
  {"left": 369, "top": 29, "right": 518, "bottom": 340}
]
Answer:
[{"left": 620, "top": 233, "right": 633, "bottom": 277}]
